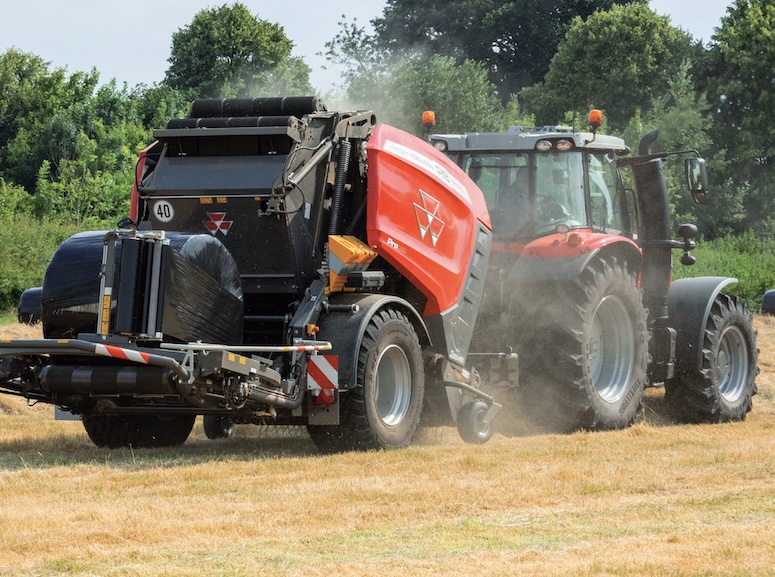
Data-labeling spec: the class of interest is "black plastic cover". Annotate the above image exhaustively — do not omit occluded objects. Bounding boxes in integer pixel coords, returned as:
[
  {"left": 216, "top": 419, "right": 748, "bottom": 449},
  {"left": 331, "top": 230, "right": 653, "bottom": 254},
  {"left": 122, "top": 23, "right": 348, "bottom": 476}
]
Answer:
[
  {"left": 41, "top": 231, "right": 243, "bottom": 344},
  {"left": 161, "top": 234, "right": 243, "bottom": 344},
  {"left": 17, "top": 286, "right": 42, "bottom": 324},
  {"left": 42, "top": 231, "right": 109, "bottom": 339}
]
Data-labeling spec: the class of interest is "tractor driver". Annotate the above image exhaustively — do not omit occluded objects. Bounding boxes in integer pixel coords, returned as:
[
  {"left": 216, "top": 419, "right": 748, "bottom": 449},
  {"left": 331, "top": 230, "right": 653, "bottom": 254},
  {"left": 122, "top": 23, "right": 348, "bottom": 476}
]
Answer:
[{"left": 491, "top": 166, "right": 530, "bottom": 238}]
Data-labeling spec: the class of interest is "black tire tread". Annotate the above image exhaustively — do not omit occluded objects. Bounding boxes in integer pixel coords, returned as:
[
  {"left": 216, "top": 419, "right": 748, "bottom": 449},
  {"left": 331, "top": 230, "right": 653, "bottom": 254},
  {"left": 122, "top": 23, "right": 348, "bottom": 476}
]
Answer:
[
  {"left": 309, "top": 307, "right": 424, "bottom": 452},
  {"left": 512, "top": 255, "right": 649, "bottom": 431},
  {"left": 203, "top": 415, "right": 236, "bottom": 440},
  {"left": 82, "top": 414, "right": 195, "bottom": 448},
  {"left": 666, "top": 293, "right": 758, "bottom": 423}
]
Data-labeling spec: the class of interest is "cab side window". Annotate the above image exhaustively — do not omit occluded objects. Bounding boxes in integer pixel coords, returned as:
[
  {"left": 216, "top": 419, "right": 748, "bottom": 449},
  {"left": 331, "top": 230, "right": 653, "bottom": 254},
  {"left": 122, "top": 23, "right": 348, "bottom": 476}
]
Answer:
[{"left": 588, "top": 153, "right": 624, "bottom": 233}]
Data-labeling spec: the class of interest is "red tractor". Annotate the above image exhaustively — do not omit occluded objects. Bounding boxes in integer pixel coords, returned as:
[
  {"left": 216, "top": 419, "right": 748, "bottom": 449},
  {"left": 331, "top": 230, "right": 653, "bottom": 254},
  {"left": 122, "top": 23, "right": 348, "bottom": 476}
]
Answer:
[{"left": 429, "top": 111, "right": 758, "bottom": 431}]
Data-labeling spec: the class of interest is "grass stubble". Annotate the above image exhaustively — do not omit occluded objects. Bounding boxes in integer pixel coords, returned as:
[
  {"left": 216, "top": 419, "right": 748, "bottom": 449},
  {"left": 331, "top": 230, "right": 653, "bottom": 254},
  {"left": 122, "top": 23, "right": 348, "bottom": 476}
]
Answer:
[{"left": 0, "top": 319, "right": 773, "bottom": 576}]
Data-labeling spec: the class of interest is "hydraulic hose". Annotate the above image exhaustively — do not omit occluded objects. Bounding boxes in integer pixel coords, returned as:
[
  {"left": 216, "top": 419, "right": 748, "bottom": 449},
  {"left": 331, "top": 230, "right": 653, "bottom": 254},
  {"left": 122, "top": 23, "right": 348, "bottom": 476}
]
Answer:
[{"left": 245, "top": 382, "right": 304, "bottom": 410}]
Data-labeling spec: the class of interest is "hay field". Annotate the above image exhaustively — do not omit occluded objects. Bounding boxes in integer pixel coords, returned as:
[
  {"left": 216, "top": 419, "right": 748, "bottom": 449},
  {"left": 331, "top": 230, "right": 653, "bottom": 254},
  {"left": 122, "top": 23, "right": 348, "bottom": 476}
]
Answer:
[{"left": 0, "top": 318, "right": 773, "bottom": 576}]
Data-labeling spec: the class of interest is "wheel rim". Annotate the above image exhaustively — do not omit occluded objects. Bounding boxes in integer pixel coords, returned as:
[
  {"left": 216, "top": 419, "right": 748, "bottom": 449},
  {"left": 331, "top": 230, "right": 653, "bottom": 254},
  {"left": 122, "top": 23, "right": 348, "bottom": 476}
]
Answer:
[
  {"left": 590, "top": 295, "right": 635, "bottom": 403},
  {"left": 374, "top": 344, "right": 413, "bottom": 426},
  {"left": 472, "top": 406, "right": 491, "bottom": 439},
  {"left": 717, "top": 325, "right": 749, "bottom": 403}
]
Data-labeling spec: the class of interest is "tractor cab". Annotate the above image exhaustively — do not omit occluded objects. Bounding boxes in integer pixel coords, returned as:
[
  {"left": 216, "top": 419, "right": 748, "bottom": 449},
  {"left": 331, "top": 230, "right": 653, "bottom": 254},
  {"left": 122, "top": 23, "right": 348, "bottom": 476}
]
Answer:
[{"left": 430, "top": 121, "right": 632, "bottom": 243}]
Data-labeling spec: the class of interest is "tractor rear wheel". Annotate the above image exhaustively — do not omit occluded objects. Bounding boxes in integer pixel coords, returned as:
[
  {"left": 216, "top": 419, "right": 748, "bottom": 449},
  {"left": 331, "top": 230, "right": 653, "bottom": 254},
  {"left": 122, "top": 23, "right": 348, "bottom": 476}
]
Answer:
[
  {"left": 666, "top": 293, "right": 758, "bottom": 423},
  {"left": 516, "top": 256, "right": 649, "bottom": 431},
  {"left": 82, "top": 413, "right": 196, "bottom": 448},
  {"left": 309, "top": 308, "right": 424, "bottom": 451}
]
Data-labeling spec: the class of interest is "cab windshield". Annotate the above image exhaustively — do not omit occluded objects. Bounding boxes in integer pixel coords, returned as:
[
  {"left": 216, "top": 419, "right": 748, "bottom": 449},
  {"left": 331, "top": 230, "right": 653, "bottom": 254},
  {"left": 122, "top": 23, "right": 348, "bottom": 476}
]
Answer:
[{"left": 462, "top": 150, "right": 627, "bottom": 239}]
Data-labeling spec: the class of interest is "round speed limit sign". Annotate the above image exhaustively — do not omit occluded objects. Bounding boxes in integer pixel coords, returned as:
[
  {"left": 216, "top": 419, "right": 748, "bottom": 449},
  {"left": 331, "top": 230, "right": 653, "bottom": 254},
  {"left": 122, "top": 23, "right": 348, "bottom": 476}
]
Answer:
[{"left": 153, "top": 200, "right": 175, "bottom": 223}]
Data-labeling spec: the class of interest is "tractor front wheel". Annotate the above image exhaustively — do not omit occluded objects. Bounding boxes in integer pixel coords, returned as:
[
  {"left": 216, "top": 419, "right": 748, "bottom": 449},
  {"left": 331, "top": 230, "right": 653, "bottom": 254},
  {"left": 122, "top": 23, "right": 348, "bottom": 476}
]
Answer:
[{"left": 516, "top": 256, "right": 649, "bottom": 431}]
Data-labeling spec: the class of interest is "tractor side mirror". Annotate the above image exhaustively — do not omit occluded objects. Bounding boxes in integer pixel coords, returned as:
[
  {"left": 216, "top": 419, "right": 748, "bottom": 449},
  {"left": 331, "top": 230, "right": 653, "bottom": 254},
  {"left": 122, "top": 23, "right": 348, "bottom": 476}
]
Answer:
[{"left": 685, "top": 158, "right": 709, "bottom": 205}]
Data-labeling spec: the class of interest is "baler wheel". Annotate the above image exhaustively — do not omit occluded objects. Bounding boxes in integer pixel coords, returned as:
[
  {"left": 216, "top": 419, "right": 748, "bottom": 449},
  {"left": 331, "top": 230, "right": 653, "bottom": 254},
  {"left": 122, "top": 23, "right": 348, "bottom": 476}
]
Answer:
[
  {"left": 309, "top": 307, "right": 424, "bottom": 452},
  {"left": 203, "top": 415, "right": 237, "bottom": 439},
  {"left": 457, "top": 400, "right": 494, "bottom": 444},
  {"left": 666, "top": 293, "right": 758, "bottom": 422},
  {"left": 82, "top": 413, "right": 196, "bottom": 449},
  {"left": 352, "top": 308, "right": 424, "bottom": 449}
]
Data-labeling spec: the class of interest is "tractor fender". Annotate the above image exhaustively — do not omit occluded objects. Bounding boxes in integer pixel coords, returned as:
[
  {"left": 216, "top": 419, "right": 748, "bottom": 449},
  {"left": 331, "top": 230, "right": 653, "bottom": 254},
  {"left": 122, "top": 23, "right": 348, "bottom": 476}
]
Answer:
[
  {"left": 667, "top": 276, "right": 738, "bottom": 373},
  {"left": 506, "top": 240, "right": 641, "bottom": 284},
  {"left": 316, "top": 293, "right": 430, "bottom": 392}
]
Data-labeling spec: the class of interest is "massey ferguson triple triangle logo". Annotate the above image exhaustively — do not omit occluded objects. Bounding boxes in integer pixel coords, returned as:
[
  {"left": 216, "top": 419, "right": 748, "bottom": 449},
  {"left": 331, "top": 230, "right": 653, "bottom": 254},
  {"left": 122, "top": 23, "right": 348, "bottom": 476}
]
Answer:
[
  {"left": 203, "top": 212, "right": 233, "bottom": 236},
  {"left": 413, "top": 189, "right": 445, "bottom": 247}
]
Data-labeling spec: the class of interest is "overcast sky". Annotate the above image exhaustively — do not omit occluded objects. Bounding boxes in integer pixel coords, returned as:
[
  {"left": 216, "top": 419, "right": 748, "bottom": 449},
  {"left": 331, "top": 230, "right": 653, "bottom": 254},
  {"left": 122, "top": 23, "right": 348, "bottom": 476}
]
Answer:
[{"left": 0, "top": 1, "right": 732, "bottom": 94}]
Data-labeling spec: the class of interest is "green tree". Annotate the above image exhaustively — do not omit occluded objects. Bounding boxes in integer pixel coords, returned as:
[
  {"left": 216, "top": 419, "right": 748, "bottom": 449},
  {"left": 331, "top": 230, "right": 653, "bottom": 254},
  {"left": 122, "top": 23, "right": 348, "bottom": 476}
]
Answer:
[
  {"left": 374, "top": 55, "right": 511, "bottom": 133},
  {"left": 325, "top": 20, "right": 522, "bottom": 134},
  {"left": 521, "top": 3, "right": 694, "bottom": 129},
  {"left": 0, "top": 52, "right": 188, "bottom": 309},
  {"left": 323, "top": 17, "right": 384, "bottom": 91},
  {"left": 164, "top": 2, "right": 313, "bottom": 98},
  {"left": 701, "top": 0, "right": 775, "bottom": 235},
  {"left": 372, "top": 0, "right": 645, "bottom": 100},
  {"left": 31, "top": 108, "right": 149, "bottom": 226},
  {"left": 0, "top": 49, "right": 100, "bottom": 190},
  {"left": 619, "top": 63, "right": 744, "bottom": 239},
  {"left": 130, "top": 84, "right": 190, "bottom": 130},
  {"left": 0, "top": 49, "right": 159, "bottom": 225},
  {"left": 0, "top": 50, "right": 48, "bottom": 159},
  {"left": 0, "top": 178, "right": 32, "bottom": 219}
]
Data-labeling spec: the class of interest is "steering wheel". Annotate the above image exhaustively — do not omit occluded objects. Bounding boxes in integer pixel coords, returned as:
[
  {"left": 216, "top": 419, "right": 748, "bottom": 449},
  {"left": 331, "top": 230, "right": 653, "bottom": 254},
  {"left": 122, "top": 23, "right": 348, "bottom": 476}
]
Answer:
[{"left": 536, "top": 195, "right": 569, "bottom": 224}]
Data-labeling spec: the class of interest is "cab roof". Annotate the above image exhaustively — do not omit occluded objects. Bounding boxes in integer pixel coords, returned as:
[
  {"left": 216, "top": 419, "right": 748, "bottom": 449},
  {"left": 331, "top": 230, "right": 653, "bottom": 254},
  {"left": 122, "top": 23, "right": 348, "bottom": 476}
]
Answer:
[{"left": 431, "top": 125, "right": 629, "bottom": 154}]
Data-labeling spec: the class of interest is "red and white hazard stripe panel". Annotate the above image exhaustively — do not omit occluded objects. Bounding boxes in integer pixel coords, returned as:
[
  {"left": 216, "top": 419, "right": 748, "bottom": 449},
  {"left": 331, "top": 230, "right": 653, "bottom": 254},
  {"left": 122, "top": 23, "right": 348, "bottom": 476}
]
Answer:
[
  {"left": 307, "top": 355, "right": 338, "bottom": 392},
  {"left": 307, "top": 355, "right": 338, "bottom": 406}
]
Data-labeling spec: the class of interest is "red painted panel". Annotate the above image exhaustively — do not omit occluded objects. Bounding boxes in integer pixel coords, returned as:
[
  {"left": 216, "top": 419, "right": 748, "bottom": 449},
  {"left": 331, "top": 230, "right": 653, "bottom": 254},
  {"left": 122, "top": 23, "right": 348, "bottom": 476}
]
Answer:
[
  {"left": 366, "top": 124, "right": 490, "bottom": 316},
  {"left": 130, "top": 142, "right": 157, "bottom": 222},
  {"left": 494, "top": 230, "right": 641, "bottom": 259}
]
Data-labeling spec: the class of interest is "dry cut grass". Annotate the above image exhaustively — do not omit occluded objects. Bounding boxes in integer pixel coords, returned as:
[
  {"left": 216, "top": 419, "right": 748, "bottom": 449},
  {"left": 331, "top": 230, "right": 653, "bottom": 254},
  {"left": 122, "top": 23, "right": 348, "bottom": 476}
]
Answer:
[{"left": 0, "top": 318, "right": 774, "bottom": 576}]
